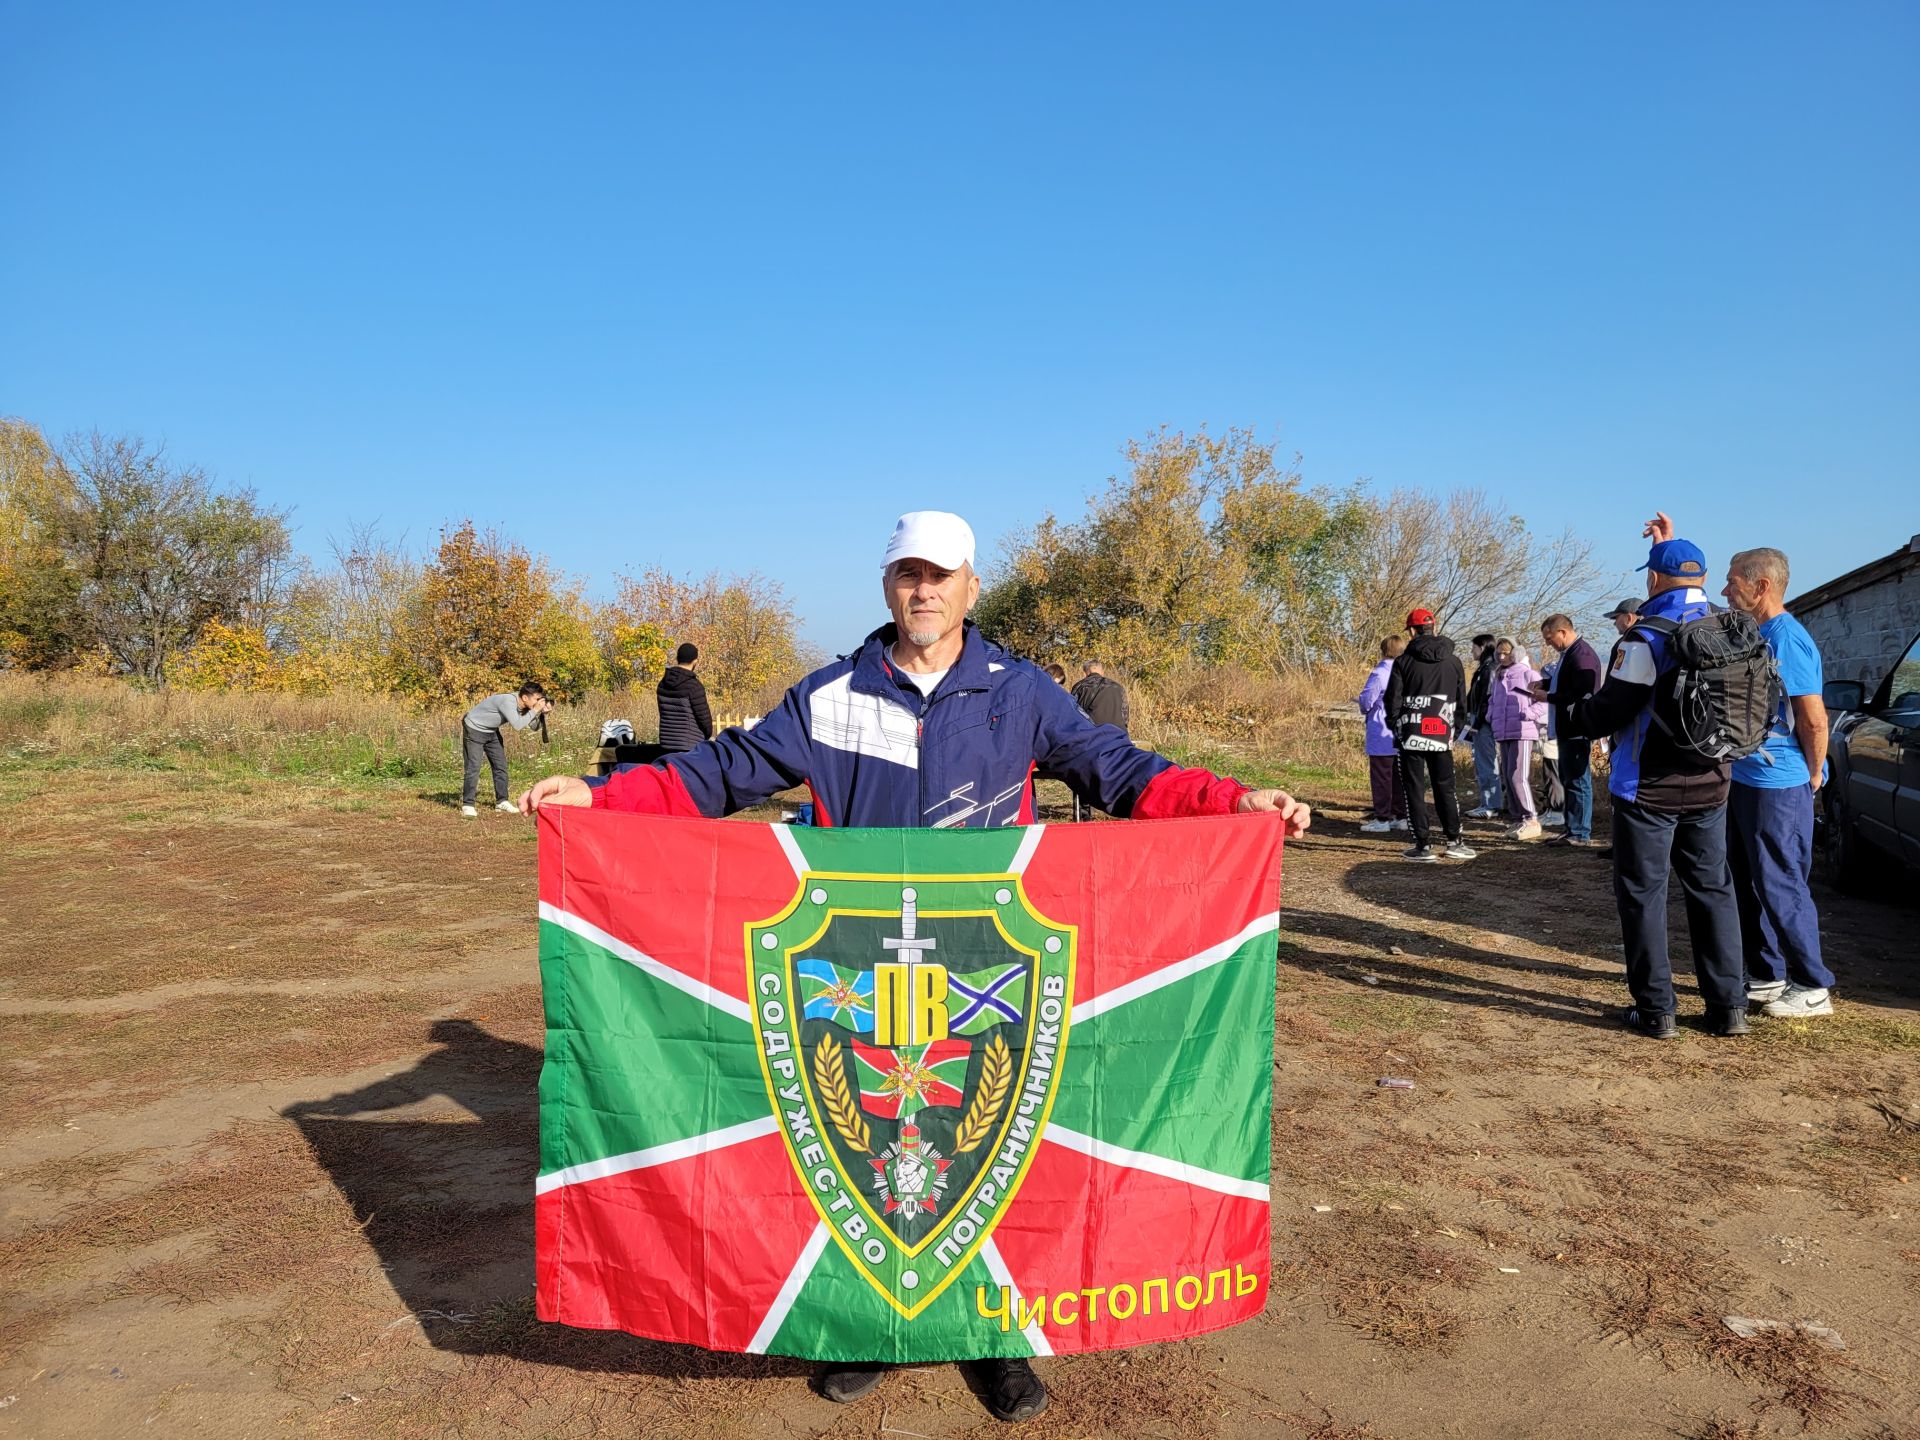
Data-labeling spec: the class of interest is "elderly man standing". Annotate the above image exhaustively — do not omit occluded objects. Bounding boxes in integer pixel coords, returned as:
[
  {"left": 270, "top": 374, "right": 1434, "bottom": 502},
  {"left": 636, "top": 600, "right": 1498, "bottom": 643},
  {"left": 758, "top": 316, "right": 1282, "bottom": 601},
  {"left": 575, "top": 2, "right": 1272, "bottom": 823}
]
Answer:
[
  {"left": 1722, "top": 547, "right": 1836, "bottom": 1018},
  {"left": 1563, "top": 521, "right": 1748, "bottom": 1040},
  {"left": 522, "top": 510, "right": 1310, "bottom": 1423}
]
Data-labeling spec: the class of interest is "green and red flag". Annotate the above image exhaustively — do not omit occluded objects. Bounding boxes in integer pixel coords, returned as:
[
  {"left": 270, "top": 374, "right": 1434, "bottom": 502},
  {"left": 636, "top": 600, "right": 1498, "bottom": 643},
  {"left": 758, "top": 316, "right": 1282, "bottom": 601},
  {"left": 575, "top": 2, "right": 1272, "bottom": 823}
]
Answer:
[{"left": 534, "top": 809, "right": 1284, "bottom": 1361}]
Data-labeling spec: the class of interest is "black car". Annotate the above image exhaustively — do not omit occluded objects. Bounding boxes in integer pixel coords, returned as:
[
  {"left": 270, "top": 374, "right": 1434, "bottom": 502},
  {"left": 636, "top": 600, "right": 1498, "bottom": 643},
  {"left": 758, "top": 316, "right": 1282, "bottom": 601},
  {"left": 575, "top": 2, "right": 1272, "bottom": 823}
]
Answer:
[{"left": 1822, "top": 625, "right": 1920, "bottom": 888}]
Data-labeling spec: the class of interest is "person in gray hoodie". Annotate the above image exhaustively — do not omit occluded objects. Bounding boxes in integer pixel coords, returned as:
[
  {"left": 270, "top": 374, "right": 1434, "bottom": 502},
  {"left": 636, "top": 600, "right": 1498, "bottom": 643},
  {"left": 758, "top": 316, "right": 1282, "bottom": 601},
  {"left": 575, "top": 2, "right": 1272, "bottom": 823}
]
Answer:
[{"left": 461, "top": 683, "right": 550, "bottom": 816}]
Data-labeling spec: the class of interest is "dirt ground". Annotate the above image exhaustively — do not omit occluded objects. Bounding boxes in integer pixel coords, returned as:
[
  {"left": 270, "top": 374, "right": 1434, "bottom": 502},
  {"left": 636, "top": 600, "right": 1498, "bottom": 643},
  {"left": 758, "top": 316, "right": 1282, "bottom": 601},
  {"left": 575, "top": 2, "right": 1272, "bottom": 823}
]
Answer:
[{"left": 3, "top": 764, "right": 1918, "bottom": 1440}]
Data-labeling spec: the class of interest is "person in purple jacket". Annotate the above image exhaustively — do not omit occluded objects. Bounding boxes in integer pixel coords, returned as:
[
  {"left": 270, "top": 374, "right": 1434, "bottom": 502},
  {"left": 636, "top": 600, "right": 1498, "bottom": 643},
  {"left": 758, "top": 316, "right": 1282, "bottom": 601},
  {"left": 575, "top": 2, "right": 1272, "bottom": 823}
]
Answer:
[
  {"left": 1489, "top": 639, "right": 1548, "bottom": 840},
  {"left": 1530, "top": 615, "right": 1603, "bottom": 846},
  {"left": 1356, "top": 635, "right": 1408, "bottom": 833}
]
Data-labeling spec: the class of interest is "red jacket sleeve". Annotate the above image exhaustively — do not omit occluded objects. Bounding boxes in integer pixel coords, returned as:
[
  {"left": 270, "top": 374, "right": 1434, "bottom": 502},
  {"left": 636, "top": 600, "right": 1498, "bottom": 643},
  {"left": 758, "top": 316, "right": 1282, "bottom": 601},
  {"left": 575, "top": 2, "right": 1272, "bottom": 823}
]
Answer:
[
  {"left": 1130, "top": 765, "right": 1251, "bottom": 819},
  {"left": 589, "top": 763, "right": 705, "bottom": 816}
]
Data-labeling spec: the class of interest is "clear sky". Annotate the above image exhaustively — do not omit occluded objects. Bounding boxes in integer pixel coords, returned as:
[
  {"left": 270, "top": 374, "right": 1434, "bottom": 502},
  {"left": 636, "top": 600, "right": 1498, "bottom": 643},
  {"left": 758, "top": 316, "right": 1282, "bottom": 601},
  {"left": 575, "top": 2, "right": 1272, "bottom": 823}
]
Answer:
[{"left": 4, "top": 2, "right": 1915, "bottom": 649}]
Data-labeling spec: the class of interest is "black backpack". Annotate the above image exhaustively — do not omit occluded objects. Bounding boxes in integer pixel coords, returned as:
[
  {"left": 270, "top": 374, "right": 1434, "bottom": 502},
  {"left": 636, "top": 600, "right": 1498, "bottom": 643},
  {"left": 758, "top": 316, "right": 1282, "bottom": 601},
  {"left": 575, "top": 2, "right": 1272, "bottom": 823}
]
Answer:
[{"left": 1633, "top": 609, "right": 1782, "bottom": 764}]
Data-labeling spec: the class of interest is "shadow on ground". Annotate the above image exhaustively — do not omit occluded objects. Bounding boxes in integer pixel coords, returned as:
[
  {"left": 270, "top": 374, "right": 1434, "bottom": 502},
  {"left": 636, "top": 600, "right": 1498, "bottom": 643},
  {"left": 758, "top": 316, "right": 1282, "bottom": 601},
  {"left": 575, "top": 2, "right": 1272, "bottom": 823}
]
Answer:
[{"left": 284, "top": 1019, "right": 809, "bottom": 1382}]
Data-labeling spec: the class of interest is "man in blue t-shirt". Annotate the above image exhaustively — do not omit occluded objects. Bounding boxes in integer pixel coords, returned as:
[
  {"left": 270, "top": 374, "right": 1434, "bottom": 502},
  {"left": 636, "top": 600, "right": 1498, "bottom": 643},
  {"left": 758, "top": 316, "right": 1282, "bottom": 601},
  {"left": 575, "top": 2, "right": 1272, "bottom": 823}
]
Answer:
[{"left": 1723, "top": 546, "right": 1836, "bottom": 1018}]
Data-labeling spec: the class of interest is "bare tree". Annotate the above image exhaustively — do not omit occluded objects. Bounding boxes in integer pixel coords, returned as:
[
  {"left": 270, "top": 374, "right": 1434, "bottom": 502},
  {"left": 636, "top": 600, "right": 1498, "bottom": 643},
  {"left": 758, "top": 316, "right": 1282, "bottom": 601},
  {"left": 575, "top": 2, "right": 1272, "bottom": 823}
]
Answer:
[{"left": 1348, "top": 488, "right": 1608, "bottom": 645}]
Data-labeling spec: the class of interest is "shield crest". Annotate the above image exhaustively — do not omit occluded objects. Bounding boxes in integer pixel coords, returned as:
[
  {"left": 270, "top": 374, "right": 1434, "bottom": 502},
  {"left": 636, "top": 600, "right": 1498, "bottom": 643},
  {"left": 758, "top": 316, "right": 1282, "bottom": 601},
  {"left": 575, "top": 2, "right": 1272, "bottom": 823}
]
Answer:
[{"left": 748, "top": 861, "right": 1075, "bottom": 1318}]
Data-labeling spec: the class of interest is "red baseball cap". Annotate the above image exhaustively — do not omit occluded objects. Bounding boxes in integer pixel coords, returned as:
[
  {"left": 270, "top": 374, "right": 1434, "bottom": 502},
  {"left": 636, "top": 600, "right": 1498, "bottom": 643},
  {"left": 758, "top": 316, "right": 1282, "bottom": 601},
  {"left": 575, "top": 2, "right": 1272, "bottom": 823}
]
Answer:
[{"left": 1406, "top": 608, "right": 1435, "bottom": 628}]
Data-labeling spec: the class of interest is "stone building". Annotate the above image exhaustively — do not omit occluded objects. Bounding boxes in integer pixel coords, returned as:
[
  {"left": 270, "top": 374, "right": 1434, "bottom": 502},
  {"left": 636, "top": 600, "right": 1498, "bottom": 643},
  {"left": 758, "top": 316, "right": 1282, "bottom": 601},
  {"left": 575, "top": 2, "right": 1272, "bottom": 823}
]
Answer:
[{"left": 1787, "top": 533, "right": 1920, "bottom": 688}]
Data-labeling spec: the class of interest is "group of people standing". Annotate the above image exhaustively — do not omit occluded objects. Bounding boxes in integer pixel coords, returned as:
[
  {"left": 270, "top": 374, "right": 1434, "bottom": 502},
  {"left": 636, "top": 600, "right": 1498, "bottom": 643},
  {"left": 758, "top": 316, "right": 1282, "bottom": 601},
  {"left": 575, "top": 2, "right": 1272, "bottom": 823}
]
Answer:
[
  {"left": 1359, "top": 614, "right": 1611, "bottom": 854},
  {"left": 1355, "top": 512, "right": 1836, "bottom": 1036}
]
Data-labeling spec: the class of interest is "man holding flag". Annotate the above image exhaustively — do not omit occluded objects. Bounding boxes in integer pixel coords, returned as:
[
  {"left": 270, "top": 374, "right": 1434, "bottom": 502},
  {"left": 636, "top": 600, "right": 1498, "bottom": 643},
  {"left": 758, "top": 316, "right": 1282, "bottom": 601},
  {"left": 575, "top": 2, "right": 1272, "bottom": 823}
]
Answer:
[{"left": 523, "top": 509, "right": 1309, "bottom": 1423}]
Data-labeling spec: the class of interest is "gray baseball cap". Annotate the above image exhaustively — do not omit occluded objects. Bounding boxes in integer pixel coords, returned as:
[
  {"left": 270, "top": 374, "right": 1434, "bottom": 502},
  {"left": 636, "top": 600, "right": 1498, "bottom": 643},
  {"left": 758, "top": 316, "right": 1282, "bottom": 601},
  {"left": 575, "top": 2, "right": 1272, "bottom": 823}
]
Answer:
[{"left": 1602, "top": 597, "right": 1640, "bottom": 618}]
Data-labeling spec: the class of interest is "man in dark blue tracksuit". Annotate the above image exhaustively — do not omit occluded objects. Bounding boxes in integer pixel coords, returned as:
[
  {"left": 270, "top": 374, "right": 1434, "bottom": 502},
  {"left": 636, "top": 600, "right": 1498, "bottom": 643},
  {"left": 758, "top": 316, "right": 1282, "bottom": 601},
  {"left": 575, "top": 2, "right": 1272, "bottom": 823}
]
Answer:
[
  {"left": 523, "top": 509, "right": 1313, "bottom": 1423},
  {"left": 1563, "top": 536, "right": 1747, "bottom": 1040}
]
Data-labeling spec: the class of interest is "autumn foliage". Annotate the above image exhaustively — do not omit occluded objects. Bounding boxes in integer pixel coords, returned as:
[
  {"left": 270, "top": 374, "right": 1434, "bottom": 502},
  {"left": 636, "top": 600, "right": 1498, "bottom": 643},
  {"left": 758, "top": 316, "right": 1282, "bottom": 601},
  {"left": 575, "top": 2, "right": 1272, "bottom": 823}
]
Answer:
[{"left": 0, "top": 418, "right": 814, "bottom": 716}]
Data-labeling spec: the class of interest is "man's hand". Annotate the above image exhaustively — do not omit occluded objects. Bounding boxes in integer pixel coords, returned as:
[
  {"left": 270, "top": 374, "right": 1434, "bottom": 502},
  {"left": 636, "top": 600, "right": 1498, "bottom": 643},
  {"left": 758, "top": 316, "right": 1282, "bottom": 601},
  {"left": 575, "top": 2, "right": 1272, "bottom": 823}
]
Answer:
[
  {"left": 1236, "top": 788, "right": 1312, "bottom": 837},
  {"left": 1641, "top": 511, "right": 1674, "bottom": 542},
  {"left": 519, "top": 775, "right": 593, "bottom": 814},
  {"left": 1525, "top": 682, "right": 1550, "bottom": 701}
]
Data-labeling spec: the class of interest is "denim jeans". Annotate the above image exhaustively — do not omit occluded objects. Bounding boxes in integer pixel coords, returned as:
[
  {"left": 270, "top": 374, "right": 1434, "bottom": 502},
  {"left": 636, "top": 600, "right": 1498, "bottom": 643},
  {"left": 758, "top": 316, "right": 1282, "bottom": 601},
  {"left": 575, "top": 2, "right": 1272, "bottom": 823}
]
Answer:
[
  {"left": 1471, "top": 726, "right": 1503, "bottom": 810},
  {"left": 1560, "top": 738, "right": 1594, "bottom": 840}
]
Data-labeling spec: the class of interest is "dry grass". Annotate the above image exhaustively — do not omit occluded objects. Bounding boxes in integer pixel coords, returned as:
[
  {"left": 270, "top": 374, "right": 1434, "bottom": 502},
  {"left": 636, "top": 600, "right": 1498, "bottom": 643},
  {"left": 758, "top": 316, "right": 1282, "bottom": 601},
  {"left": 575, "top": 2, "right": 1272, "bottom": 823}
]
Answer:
[
  {"left": 1686, "top": 1315, "right": 1869, "bottom": 1426},
  {"left": 0, "top": 983, "right": 539, "bottom": 1137},
  {"left": 1292, "top": 1205, "right": 1478, "bottom": 1354},
  {"left": 0, "top": 666, "right": 1371, "bottom": 803},
  {"left": 0, "top": 771, "right": 534, "bottom": 1004},
  {"left": 3, "top": 1146, "right": 161, "bottom": 1196},
  {"left": 1745, "top": 1008, "right": 1920, "bottom": 1055},
  {"left": 1279, "top": 1409, "right": 1400, "bottom": 1440},
  {"left": 0, "top": 1121, "right": 353, "bottom": 1295},
  {"left": 1680, "top": 1420, "right": 1764, "bottom": 1440},
  {"left": 0, "top": 672, "right": 514, "bottom": 782}
]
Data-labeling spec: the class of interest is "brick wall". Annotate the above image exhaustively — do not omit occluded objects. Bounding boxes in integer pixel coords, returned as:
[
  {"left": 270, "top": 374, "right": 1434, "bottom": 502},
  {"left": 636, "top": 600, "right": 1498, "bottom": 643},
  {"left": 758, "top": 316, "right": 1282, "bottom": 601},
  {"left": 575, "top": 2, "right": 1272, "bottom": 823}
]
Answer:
[{"left": 1792, "top": 563, "right": 1920, "bottom": 689}]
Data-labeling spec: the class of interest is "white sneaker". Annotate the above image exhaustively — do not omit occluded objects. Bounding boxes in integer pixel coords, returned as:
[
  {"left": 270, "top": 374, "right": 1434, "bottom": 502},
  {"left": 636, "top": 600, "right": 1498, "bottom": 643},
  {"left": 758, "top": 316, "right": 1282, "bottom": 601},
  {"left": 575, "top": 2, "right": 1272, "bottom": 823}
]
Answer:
[
  {"left": 1540, "top": 811, "right": 1565, "bottom": 827},
  {"left": 1761, "top": 985, "right": 1833, "bottom": 1018},
  {"left": 1510, "top": 820, "right": 1543, "bottom": 841},
  {"left": 461, "top": 804, "right": 478, "bottom": 818},
  {"left": 496, "top": 800, "right": 518, "bottom": 813},
  {"left": 1745, "top": 980, "right": 1787, "bottom": 1005},
  {"left": 1359, "top": 819, "right": 1393, "bottom": 833},
  {"left": 1391, "top": 819, "right": 1410, "bottom": 831}
]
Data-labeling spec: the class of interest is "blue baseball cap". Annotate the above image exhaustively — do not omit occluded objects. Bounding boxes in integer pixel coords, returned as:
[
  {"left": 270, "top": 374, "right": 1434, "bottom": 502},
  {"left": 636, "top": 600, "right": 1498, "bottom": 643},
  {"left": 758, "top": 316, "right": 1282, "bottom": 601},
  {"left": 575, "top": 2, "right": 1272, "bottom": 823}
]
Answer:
[{"left": 1638, "top": 538, "right": 1707, "bottom": 579}]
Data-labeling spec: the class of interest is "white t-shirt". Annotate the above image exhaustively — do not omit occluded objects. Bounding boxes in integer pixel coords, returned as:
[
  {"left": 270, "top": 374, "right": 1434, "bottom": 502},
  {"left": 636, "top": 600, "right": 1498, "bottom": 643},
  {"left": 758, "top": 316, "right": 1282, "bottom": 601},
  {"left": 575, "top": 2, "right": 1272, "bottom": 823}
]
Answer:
[
  {"left": 890, "top": 647, "right": 948, "bottom": 696},
  {"left": 897, "top": 665, "right": 948, "bottom": 697}
]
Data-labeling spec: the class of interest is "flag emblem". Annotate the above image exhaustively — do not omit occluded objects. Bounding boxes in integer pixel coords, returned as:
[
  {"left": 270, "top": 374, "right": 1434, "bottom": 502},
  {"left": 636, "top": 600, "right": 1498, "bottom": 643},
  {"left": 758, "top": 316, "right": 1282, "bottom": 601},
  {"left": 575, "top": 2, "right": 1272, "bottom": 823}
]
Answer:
[{"left": 750, "top": 871, "right": 1073, "bottom": 1318}]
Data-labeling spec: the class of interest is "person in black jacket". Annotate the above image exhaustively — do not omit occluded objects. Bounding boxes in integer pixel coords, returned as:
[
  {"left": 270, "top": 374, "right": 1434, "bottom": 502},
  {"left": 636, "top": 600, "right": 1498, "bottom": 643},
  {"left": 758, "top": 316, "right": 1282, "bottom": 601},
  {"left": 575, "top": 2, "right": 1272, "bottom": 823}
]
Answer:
[
  {"left": 1384, "top": 609, "right": 1475, "bottom": 862},
  {"left": 1460, "top": 634, "right": 1503, "bottom": 817},
  {"left": 1070, "top": 661, "right": 1130, "bottom": 732},
  {"left": 656, "top": 643, "right": 714, "bottom": 752},
  {"left": 1531, "top": 614, "right": 1604, "bottom": 845}
]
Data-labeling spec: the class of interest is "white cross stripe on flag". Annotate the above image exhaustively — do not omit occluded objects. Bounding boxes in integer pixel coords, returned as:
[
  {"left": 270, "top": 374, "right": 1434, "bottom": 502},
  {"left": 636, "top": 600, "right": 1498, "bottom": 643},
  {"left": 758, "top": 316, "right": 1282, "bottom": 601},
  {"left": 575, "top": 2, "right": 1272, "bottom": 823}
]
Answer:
[{"left": 747, "top": 1221, "right": 832, "bottom": 1353}]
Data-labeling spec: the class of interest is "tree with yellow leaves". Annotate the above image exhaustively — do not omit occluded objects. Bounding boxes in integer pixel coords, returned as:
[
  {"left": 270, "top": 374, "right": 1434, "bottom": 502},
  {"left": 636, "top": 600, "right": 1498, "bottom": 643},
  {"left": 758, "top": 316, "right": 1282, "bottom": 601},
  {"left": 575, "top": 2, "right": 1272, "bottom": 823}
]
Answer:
[
  {"left": 606, "top": 567, "right": 807, "bottom": 709},
  {"left": 398, "top": 521, "right": 606, "bottom": 704}
]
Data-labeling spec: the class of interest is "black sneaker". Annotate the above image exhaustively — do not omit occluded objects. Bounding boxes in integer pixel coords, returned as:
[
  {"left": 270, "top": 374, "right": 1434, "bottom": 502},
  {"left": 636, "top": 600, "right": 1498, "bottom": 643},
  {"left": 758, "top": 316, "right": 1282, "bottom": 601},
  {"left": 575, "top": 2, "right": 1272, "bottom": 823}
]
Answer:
[
  {"left": 1401, "top": 844, "right": 1439, "bottom": 863},
  {"left": 818, "top": 1364, "right": 891, "bottom": 1403},
  {"left": 971, "top": 1357, "right": 1049, "bottom": 1423},
  {"left": 1622, "top": 1007, "right": 1677, "bottom": 1040},
  {"left": 1706, "top": 1008, "right": 1750, "bottom": 1038}
]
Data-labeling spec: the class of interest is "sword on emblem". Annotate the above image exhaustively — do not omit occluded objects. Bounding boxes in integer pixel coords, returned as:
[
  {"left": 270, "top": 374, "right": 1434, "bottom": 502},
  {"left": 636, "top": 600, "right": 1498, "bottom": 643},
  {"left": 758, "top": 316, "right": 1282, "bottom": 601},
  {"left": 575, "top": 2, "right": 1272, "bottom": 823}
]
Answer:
[{"left": 875, "top": 887, "right": 950, "bottom": 1046}]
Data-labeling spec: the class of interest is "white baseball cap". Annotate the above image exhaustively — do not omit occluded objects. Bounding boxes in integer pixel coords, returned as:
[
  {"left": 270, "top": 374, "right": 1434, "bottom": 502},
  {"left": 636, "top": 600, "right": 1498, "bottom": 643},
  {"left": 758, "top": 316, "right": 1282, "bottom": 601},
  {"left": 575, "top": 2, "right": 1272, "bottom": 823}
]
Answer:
[{"left": 881, "top": 511, "right": 975, "bottom": 571}]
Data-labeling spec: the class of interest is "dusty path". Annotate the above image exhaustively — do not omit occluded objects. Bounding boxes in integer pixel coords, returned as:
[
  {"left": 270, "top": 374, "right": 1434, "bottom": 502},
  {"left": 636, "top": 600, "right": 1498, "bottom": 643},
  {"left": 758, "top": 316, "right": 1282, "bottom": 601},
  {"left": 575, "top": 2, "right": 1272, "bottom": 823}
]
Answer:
[{"left": 3, "top": 767, "right": 1916, "bottom": 1439}]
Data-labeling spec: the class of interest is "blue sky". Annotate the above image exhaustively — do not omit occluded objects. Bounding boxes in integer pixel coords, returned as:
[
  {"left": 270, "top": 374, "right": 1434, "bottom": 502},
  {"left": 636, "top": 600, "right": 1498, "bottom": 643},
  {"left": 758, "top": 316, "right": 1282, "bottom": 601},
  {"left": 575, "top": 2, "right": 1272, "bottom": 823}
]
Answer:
[{"left": 4, "top": 2, "right": 1915, "bottom": 649}]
